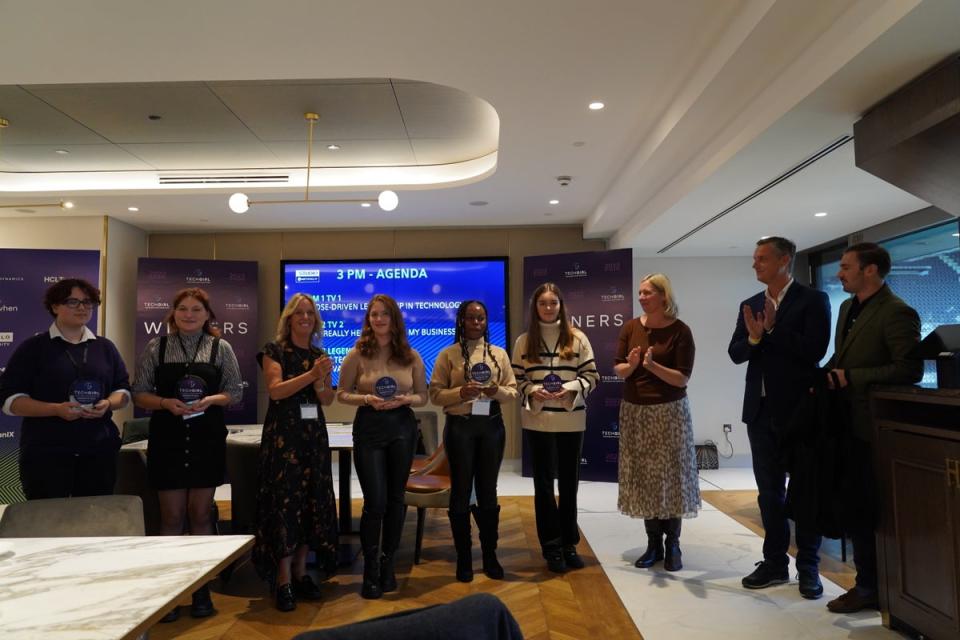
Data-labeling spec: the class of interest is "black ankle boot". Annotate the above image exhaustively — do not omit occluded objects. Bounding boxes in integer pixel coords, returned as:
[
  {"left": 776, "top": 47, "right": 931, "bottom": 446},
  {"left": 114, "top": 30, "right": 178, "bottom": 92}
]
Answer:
[
  {"left": 190, "top": 584, "right": 217, "bottom": 618},
  {"left": 663, "top": 518, "right": 683, "bottom": 571},
  {"left": 473, "top": 505, "right": 504, "bottom": 579},
  {"left": 634, "top": 519, "right": 665, "bottom": 568},
  {"left": 448, "top": 510, "right": 474, "bottom": 582},
  {"left": 379, "top": 552, "right": 398, "bottom": 593},
  {"left": 275, "top": 583, "right": 296, "bottom": 612},
  {"left": 361, "top": 547, "right": 383, "bottom": 599}
]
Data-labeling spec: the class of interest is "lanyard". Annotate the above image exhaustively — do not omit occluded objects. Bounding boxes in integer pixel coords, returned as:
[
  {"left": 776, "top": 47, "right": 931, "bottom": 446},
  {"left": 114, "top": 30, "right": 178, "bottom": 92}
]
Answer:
[
  {"left": 176, "top": 333, "right": 203, "bottom": 373},
  {"left": 63, "top": 344, "right": 89, "bottom": 377},
  {"left": 539, "top": 336, "right": 561, "bottom": 372}
]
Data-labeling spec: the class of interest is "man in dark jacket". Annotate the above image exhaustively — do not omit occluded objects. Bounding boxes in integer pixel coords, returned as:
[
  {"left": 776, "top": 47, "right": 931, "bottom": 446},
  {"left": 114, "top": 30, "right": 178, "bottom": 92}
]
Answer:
[
  {"left": 729, "top": 237, "right": 831, "bottom": 599},
  {"left": 824, "top": 242, "right": 922, "bottom": 614}
]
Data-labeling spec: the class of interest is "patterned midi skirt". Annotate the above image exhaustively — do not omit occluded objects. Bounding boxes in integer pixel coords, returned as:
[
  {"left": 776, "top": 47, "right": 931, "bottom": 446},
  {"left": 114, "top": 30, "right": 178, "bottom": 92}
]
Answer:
[{"left": 617, "top": 396, "right": 701, "bottom": 519}]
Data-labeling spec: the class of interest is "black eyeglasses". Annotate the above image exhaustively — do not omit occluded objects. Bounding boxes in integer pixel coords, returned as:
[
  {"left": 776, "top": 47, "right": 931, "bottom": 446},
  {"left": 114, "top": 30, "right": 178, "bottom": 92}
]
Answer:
[{"left": 62, "top": 298, "right": 99, "bottom": 309}]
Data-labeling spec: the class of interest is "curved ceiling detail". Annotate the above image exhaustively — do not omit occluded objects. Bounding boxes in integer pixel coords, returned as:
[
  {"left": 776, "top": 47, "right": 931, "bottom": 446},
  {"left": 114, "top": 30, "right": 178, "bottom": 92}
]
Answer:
[{"left": 0, "top": 78, "right": 499, "bottom": 193}]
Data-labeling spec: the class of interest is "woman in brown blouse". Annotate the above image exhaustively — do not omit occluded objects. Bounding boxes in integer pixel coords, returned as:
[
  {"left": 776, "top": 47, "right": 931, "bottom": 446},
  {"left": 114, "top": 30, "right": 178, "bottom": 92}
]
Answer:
[
  {"left": 337, "top": 294, "right": 428, "bottom": 599},
  {"left": 614, "top": 273, "right": 700, "bottom": 571}
]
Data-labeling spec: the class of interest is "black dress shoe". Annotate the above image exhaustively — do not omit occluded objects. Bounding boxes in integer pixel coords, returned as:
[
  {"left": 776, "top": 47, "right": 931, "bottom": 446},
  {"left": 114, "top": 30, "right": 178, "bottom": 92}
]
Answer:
[
  {"left": 742, "top": 561, "right": 789, "bottom": 589},
  {"left": 158, "top": 606, "right": 180, "bottom": 623},
  {"left": 275, "top": 583, "right": 297, "bottom": 612},
  {"left": 380, "top": 554, "right": 398, "bottom": 592},
  {"left": 563, "top": 546, "right": 585, "bottom": 570},
  {"left": 190, "top": 585, "right": 217, "bottom": 618},
  {"left": 798, "top": 569, "right": 824, "bottom": 600},
  {"left": 826, "top": 587, "right": 879, "bottom": 613},
  {"left": 545, "top": 549, "right": 566, "bottom": 573},
  {"left": 293, "top": 575, "right": 323, "bottom": 601}
]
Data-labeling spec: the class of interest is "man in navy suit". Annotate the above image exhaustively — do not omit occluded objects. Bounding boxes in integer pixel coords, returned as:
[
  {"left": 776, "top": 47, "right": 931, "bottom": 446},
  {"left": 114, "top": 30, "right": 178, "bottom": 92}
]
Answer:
[{"left": 728, "top": 237, "right": 831, "bottom": 599}]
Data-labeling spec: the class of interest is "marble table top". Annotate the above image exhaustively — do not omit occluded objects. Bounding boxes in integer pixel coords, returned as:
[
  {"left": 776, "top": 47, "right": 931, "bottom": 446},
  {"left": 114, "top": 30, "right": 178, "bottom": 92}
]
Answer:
[{"left": 0, "top": 534, "right": 253, "bottom": 639}]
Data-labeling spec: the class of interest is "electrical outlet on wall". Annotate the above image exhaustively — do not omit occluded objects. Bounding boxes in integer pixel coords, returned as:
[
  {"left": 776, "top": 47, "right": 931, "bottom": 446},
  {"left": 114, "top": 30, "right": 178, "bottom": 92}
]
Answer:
[{"left": 722, "top": 424, "right": 732, "bottom": 433}]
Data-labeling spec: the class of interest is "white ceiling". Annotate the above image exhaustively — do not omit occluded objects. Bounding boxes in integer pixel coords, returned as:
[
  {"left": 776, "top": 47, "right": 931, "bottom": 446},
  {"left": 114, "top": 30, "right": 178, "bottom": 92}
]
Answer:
[{"left": 0, "top": 0, "right": 958, "bottom": 254}]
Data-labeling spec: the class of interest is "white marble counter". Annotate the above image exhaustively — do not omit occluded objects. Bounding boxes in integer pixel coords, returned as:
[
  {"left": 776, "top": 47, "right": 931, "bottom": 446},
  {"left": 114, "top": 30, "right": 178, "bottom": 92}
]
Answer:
[{"left": 0, "top": 534, "right": 253, "bottom": 639}]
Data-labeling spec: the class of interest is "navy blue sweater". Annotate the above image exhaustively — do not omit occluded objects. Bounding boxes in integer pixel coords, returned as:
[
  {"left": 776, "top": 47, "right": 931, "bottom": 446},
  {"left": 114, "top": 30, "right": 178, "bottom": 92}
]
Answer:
[{"left": 0, "top": 332, "right": 130, "bottom": 453}]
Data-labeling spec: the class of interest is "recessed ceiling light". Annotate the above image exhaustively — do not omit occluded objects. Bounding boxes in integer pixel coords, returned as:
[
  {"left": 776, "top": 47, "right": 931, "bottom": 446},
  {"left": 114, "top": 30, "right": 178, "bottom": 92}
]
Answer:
[
  {"left": 62, "top": 201, "right": 75, "bottom": 209},
  {"left": 55, "top": 149, "right": 70, "bottom": 155},
  {"left": 327, "top": 144, "right": 341, "bottom": 150},
  {"left": 147, "top": 114, "right": 162, "bottom": 121},
  {"left": 814, "top": 211, "right": 828, "bottom": 217},
  {"left": 588, "top": 102, "right": 605, "bottom": 110},
  {"left": 572, "top": 141, "right": 586, "bottom": 147},
  {"left": 544, "top": 212, "right": 553, "bottom": 217},
  {"left": 549, "top": 199, "right": 560, "bottom": 205},
  {"left": 127, "top": 206, "right": 139, "bottom": 212},
  {"left": 361, "top": 202, "right": 371, "bottom": 208},
  {"left": 469, "top": 201, "right": 488, "bottom": 206}
]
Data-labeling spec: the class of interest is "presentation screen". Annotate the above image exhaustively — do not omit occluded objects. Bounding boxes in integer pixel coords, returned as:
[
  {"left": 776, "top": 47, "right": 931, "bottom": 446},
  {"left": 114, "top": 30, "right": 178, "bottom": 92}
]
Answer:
[{"left": 281, "top": 258, "right": 509, "bottom": 387}]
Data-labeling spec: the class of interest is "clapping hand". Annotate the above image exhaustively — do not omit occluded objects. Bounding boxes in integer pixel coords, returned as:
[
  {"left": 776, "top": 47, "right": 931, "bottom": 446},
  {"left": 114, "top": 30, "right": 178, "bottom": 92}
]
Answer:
[
  {"left": 742, "top": 304, "right": 765, "bottom": 341},
  {"left": 642, "top": 346, "right": 655, "bottom": 369}
]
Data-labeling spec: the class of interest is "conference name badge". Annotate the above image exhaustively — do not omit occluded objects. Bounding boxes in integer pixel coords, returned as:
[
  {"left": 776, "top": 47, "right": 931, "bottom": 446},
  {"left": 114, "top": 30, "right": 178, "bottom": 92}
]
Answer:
[
  {"left": 542, "top": 373, "right": 564, "bottom": 394},
  {"left": 469, "top": 362, "right": 493, "bottom": 385},
  {"left": 177, "top": 375, "right": 208, "bottom": 420},
  {"left": 375, "top": 376, "right": 398, "bottom": 399},
  {"left": 300, "top": 403, "right": 319, "bottom": 420},
  {"left": 69, "top": 379, "right": 103, "bottom": 409}
]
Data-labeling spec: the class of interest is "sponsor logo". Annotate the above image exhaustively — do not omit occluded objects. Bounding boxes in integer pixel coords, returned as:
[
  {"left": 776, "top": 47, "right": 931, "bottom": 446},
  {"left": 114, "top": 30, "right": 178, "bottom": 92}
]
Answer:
[
  {"left": 0, "top": 299, "right": 18, "bottom": 312},
  {"left": 564, "top": 262, "right": 587, "bottom": 279},
  {"left": 185, "top": 269, "right": 212, "bottom": 285},
  {"left": 600, "top": 374, "right": 620, "bottom": 384},
  {"left": 43, "top": 275, "right": 65, "bottom": 283},
  {"left": 295, "top": 269, "right": 321, "bottom": 283},
  {"left": 143, "top": 296, "right": 170, "bottom": 310},
  {"left": 602, "top": 422, "right": 620, "bottom": 438},
  {"left": 0, "top": 331, "right": 13, "bottom": 344},
  {"left": 603, "top": 262, "right": 622, "bottom": 272},
  {"left": 224, "top": 298, "right": 251, "bottom": 311},
  {"left": 146, "top": 270, "right": 168, "bottom": 281},
  {"left": 600, "top": 286, "right": 625, "bottom": 303},
  {"left": 228, "top": 272, "right": 247, "bottom": 282},
  {"left": 0, "top": 276, "right": 24, "bottom": 282},
  {"left": 0, "top": 431, "right": 15, "bottom": 439},
  {"left": 531, "top": 267, "right": 549, "bottom": 278}
]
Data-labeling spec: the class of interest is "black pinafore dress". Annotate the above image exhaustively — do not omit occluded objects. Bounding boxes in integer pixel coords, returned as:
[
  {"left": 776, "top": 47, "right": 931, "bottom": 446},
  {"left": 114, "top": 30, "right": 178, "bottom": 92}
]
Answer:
[{"left": 147, "top": 335, "right": 227, "bottom": 490}]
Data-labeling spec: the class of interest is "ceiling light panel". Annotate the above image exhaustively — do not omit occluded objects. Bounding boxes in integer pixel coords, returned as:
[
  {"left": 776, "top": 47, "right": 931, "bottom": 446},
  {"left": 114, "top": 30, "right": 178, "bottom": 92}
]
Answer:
[{"left": 25, "top": 84, "right": 258, "bottom": 144}]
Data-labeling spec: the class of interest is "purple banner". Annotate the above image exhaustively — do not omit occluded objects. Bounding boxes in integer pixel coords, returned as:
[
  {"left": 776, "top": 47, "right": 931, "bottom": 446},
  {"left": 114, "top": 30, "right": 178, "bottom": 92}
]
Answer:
[
  {"left": 135, "top": 258, "right": 258, "bottom": 424},
  {"left": 0, "top": 249, "right": 101, "bottom": 503},
  {"left": 522, "top": 248, "right": 632, "bottom": 482}
]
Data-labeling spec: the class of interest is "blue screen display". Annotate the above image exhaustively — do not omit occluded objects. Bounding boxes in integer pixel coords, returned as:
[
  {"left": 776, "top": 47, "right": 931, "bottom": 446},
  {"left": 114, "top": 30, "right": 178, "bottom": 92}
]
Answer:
[{"left": 282, "top": 258, "right": 509, "bottom": 386}]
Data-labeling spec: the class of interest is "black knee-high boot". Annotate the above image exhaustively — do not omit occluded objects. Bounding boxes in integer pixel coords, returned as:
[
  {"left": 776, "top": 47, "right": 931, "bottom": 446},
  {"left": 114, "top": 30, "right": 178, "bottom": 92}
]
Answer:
[
  {"left": 360, "top": 509, "right": 383, "bottom": 599},
  {"left": 448, "top": 510, "right": 474, "bottom": 582},
  {"left": 663, "top": 518, "right": 683, "bottom": 571},
  {"left": 634, "top": 519, "right": 664, "bottom": 568},
  {"left": 473, "top": 505, "right": 504, "bottom": 579},
  {"left": 379, "top": 503, "right": 405, "bottom": 593}
]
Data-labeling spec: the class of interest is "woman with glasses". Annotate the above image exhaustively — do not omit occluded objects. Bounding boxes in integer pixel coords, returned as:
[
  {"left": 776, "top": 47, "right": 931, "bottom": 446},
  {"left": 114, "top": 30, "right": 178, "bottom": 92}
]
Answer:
[
  {"left": 132, "top": 287, "right": 243, "bottom": 621},
  {"left": 337, "top": 294, "right": 427, "bottom": 599},
  {"left": 0, "top": 278, "right": 131, "bottom": 499},
  {"left": 430, "top": 300, "right": 517, "bottom": 582},
  {"left": 511, "top": 283, "right": 599, "bottom": 573},
  {"left": 253, "top": 293, "right": 337, "bottom": 612}
]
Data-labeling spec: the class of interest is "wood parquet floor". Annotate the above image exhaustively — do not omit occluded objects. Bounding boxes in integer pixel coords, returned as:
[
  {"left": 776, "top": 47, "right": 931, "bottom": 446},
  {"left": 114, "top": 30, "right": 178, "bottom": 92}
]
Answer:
[{"left": 149, "top": 496, "right": 642, "bottom": 640}]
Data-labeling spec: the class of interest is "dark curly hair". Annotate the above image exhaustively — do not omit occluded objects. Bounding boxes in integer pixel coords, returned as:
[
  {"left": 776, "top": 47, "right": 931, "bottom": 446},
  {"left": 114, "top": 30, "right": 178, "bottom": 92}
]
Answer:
[{"left": 43, "top": 278, "right": 100, "bottom": 316}]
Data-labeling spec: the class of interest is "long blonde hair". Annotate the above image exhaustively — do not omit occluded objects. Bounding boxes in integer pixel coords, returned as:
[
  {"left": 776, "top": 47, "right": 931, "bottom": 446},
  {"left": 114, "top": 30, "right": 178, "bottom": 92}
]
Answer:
[
  {"left": 276, "top": 293, "right": 322, "bottom": 348},
  {"left": 640, "top": 273, "right": 679, "bottom": 318}
]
